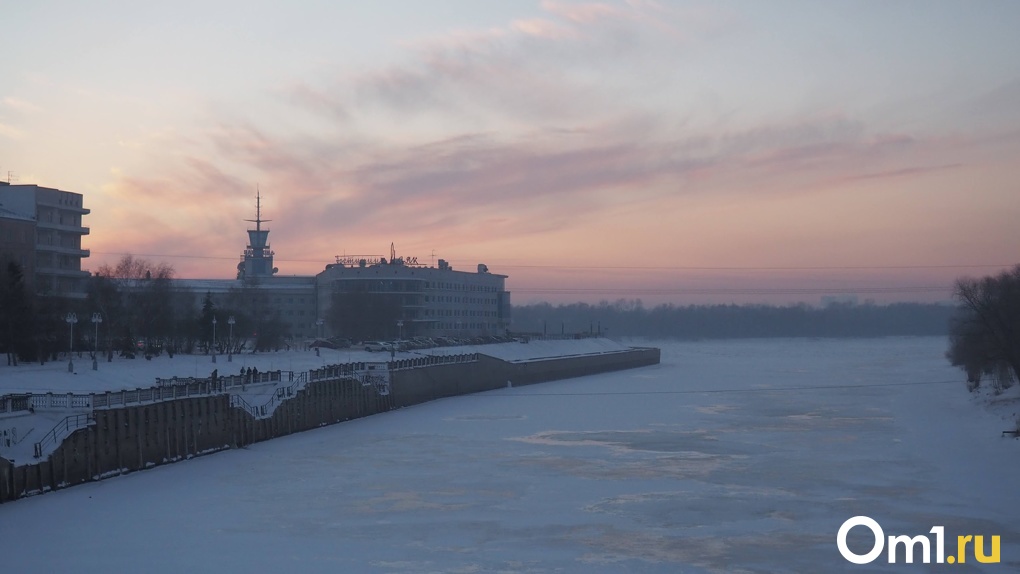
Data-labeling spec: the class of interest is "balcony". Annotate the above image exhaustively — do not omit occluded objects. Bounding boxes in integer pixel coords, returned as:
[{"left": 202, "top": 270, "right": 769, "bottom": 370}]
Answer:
[
  {"left": 36, "top": 244, "right": 90, "bottom": 257},
  {"left": 34, "top": 264, "right": 90, "bottom": 279},
  {"left": 36, "top": 220, "right": 90, "bottom": 235},
  {"left": 36, "top": 200, "right": 90, "bottom": 215}
]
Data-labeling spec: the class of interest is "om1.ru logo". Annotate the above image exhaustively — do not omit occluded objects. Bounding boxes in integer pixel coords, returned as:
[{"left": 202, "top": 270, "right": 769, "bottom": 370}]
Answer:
[{"left": 837, "top": 516, "right": 1000, "bottom": 565}]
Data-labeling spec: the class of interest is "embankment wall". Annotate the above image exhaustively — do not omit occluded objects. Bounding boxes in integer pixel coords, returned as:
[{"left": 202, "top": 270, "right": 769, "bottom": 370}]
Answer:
[{"left": 0, "top": 347, "right": 658, "bottom": 502}]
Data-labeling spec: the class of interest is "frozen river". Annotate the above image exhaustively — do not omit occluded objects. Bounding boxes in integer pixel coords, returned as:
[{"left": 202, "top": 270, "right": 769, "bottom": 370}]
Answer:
[{"left": 1, "top": 337, "right": 1017, "bottom": 572}]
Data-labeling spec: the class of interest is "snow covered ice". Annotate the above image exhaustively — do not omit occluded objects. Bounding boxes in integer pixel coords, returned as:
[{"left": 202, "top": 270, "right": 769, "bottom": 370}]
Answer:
[{"left": 1, "top": 337, "right": 1017, "bottom": 572}]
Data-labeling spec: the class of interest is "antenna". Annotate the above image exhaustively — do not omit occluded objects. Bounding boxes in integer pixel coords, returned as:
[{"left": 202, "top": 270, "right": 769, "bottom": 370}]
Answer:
[
  {"left": 6, "top": 170, "right": 16, "bottom": 184},
  {"left": 243, "top": 186, "right": 271, "bottom": 230}
]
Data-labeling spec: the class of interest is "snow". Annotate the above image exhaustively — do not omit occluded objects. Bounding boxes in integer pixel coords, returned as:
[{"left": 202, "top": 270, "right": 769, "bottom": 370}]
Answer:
[
  {"left": 0, "top": 338, "right": 630, "bottom": 462},
  {"left": 1, "top": 337, "right": 1018, "bottom": 572},
  {"left": 0, "top": 338, "right": 632, "bottom": 396}
]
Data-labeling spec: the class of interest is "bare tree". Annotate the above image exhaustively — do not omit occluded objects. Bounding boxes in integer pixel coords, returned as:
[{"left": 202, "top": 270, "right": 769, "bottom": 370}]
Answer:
[
  {"left": 92, "top": 254, "right": 188, "bottom": 354},
  {"left": 947, "top": 265, "right": 1020, "bottom": 391}
]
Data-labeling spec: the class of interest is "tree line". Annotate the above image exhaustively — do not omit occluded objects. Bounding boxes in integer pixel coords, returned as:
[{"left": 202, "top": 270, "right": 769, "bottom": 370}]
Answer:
[
  {"left": 515, "top": 264, "right": 1020, "bottom": 395},
  {"left": 4, "top": 253, "right": 1017, "bottom": 396},
  {"left": 0, "top": 255, "right": 289, "bottom": 365},
  {"left": 512, "top": 300, "right": 956, "bottom": 340}
]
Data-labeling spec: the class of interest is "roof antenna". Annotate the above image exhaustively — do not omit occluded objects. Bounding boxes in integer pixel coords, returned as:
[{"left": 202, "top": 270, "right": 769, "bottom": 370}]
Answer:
[{"left": 244, "top": 185, "right": 271, "bottom": 230}]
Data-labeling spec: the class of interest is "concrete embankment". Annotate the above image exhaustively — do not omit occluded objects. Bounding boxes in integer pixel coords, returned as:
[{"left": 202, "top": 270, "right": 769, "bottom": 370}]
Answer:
[{"left": 0, "top": 347, "right": 659, "bottom": 502}]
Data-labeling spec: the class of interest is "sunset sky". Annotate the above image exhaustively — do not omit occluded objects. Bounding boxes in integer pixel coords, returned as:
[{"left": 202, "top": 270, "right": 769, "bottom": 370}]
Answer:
[{"left": 2, "top": 1, "right": 1018, "bottom": 305}]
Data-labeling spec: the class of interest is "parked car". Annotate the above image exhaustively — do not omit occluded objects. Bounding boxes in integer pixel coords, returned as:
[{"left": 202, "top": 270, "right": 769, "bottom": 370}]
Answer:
[
  {"left": 362, "top": 341, "right": 391, "bottom": 352},
  {"left": 329, "top": 337, "right": 352, "bottom": 349},
  {"left": 308, "top": 339, "right": 337, "bottom": 350}
]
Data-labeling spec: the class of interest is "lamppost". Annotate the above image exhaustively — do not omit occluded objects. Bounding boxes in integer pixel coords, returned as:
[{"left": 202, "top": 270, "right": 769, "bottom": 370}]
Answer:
[
  {"left": 65, "top": 312, "right": 77, "bottom": 372},
  {"left": 227, "top": 316, "right": 235, "bottom": 362},
  {"left": 91, "top": 312, "right": 102, "bottom": 371},
  {"left": 211, "top": 316, "right": 218, "bottom": 363},
  {"left": 397, "top": 320, "right": 403, "bottom": 341},
  {"left": 314, "top": 318, "right": 324, "bottom": 357}
]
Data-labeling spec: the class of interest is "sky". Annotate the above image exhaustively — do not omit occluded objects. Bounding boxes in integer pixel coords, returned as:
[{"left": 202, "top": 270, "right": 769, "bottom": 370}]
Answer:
[{"left": 2, "top": 1, "right": 1018, "bottom": 305}]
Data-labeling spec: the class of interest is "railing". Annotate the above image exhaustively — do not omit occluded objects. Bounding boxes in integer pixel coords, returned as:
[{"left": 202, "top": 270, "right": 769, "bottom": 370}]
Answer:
[
  {"left": 309, "top": 363, "right": 365, "bottom": 382},
  {"left": 155, "top": 369, "right": 285, "bottom": 390},
  {"left": 10, "top": 356, "right": 477, "bottom": 454},
  {"left": 1, "top": 381, "right": 235, "bottom": 416},
  {"left": 232, "top": 361, "right": 399, "bottom": 420},
  {"left": 9, "top": 361, "right": 406, "bottom": 460},
  {"left": 231, "top": 371, "right": 311, "bottom": 419},
  {"left": 253, "top": 372, "right": 304, "bottom": 417},
  {"left": 33, "top": 413, "right": 94, "bottom": 458},
  {"left": 387, "top": 353, "right": 478, "bottom": 371},
  {"left": 3, "top": 356, "right": 478, "bottom": 419},
  {"left": 230, "top": 394, "right": 256, "bottom": 416},
  {"left": 1, "top": 394, "right": 32, "bottom": 414},
  {"left": 93, "top": 383, "right": 220, "bottom": 408}
]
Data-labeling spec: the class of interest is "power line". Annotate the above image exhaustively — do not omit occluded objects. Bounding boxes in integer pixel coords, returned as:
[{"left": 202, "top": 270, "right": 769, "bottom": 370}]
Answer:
[
  {"left": 90, "top": 251, "right": 327, "bottom": 263},
  {"left": 488, "top": 264, "right": 1011, "bottom": 271},
  {"left": 511, "top": 286, "right": 950, "bottom": 295},
  {"left": 88, "top": 251, "right": 1010, "bottom": 272},
  {"left": 461, "top": 379, "right": 960, "bottom": 397},
  {"left": 87, "top": 251, "right": 958, "bottom": 295}
]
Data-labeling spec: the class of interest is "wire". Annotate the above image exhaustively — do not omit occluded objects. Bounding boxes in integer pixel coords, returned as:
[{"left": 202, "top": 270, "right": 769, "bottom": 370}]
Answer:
[
  {"left": 464, "top": 379, "right": 961, "bottom": 397},
  {"left": 511, "top": 286, "right": 950, "bottom": 295},
  {"left": 88, "top": 251, "right": 1011, "bottom": 272},
  {"left": 90, "top": 251, "right": 330, "bottom": 264},
  {"left": 485, "top": 264, "right": 1011, "bottom": 271}
]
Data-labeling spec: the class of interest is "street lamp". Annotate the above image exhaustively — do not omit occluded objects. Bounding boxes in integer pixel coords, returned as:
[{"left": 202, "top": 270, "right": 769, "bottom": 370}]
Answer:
[
  {"left": 65, "top": 312, "right": 77, "bottom": 372},
  {"left": 314, "top": 318, "right": 325, "bottom": 357},
  {"left": 397, "top": 320, "right": 403, "bottom": 341},
  {"left": 227, "top": 315, "right": 235, "bottom": 362},
  {"left": 211, "top": 316, "right": 218, "bottom": 363},
  {"left": 91, "top": 312, "right": 102, "bottom": 370}
]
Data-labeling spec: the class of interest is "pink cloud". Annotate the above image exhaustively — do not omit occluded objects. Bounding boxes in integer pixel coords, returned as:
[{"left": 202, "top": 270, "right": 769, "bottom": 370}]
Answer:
[
  {"left": 510, "top": 18, "right": 576, "bottom": 39},
  {"left": 541, "top": 1, "right": 624, "bottom": 24},
  {"left": 76, "top": 3, "right": 1019, "bottom": 299}
]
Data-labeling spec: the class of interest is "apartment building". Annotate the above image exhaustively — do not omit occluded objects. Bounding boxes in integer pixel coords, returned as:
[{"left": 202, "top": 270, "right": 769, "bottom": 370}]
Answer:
[{"left": 0, "top": 182, "right": 90, "bottom": 297}]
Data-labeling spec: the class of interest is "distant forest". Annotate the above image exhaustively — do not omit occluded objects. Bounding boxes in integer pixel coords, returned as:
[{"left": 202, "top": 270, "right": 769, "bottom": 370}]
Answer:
[{"left": 511, "top": 301, "right": 956, "bottom": 339}]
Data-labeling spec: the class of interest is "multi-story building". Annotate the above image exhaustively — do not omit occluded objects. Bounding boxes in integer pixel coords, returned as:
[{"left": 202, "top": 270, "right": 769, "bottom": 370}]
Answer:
[
  {"left": 167, "top": 192, "right": 511, "bottom": 343},
  {"left": 216, "top": 193, "right": 511, "bottom": 341},
  {"left": 0, "top": 182, "right": 90, "bottom": 297},
  {"left": 317, "top": 255, "right": 511, "bottom": 339},
  {"left": 177, "top": 275, "right": 320, "bottom": 342}
]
